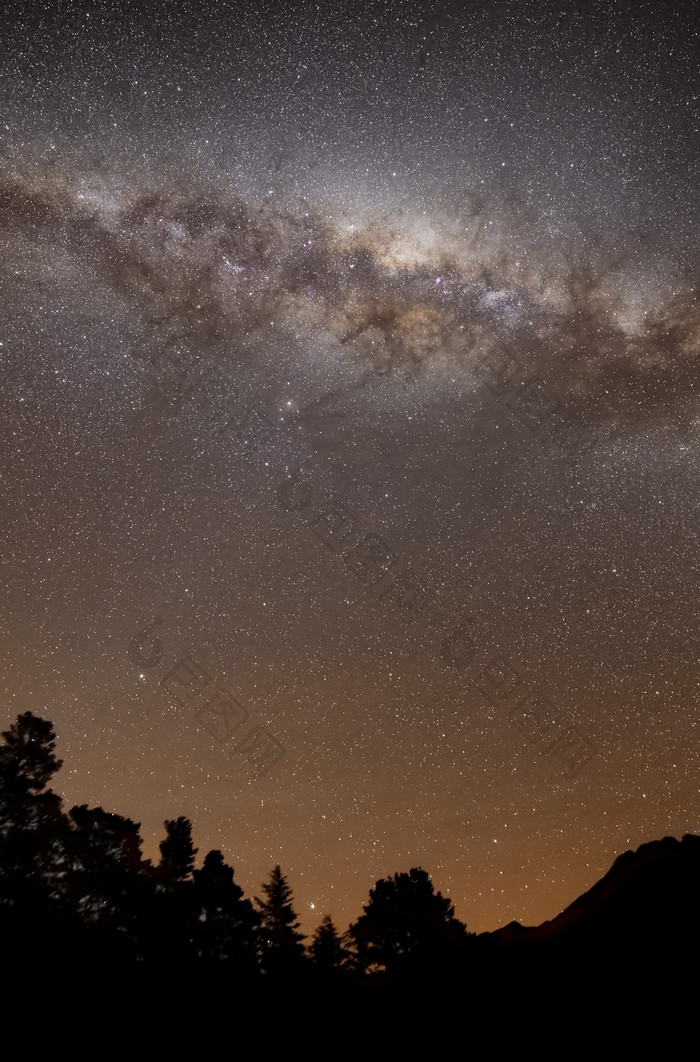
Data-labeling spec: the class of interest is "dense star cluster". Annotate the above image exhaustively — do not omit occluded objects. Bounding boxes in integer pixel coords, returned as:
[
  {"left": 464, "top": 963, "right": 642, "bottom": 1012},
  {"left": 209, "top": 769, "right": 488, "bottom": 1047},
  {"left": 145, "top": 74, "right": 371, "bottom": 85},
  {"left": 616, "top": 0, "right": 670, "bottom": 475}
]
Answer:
[
  {"left": 0, "top": 0, "right": 698, "bottom": 934},
  {"left": 2, "top": 161, "right": 699, "bottom": 431}
]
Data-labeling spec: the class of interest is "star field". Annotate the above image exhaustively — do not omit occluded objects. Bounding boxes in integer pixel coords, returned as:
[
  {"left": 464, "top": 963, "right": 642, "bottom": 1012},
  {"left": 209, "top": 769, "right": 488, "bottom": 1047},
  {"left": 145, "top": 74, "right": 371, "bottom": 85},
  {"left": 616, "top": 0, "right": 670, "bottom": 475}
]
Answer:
[{"left": 0, "top": 0, "right": 698, "bottom": 933}]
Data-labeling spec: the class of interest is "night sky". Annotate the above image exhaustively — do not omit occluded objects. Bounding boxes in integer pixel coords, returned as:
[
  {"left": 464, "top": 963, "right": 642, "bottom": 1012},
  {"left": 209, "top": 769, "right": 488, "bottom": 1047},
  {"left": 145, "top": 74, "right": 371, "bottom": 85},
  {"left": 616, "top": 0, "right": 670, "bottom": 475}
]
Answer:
[{"left": 1, "top": 0, "right": 698, "bottom": 935}]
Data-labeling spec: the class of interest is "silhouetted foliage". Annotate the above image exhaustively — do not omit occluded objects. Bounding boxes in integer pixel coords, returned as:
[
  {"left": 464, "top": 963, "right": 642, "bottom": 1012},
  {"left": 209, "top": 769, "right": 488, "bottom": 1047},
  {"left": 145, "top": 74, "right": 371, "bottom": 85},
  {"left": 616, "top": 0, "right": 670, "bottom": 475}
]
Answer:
[
  {"left": 3, "top": 707, "right": 700, "bottom": 1026},
  {"left": 255, "top": 864, "right": 306, "bottom": 974},
  {"left": 349, "top": 867, "right": 471, "bottom": 976},
  {"left": 143, "top": 816, "right": 199, "bottom": 967},
  {"left": 67, "top": 804, "right": 149, "bottom": 961},
  {"left": 0, "top": 712, "right": 63, "bottom": 796},
  {"left": 0, "top": 712, "right": 71, "bottom": 963},
  {"left": 192, "top": 849, "right": 259, "bottom": 971},
  {"left": 309, "top": 914, "right": 349, "bottom": 971},
  {"left": 158, "top": 815, "right": 197, "bottom": 882}
]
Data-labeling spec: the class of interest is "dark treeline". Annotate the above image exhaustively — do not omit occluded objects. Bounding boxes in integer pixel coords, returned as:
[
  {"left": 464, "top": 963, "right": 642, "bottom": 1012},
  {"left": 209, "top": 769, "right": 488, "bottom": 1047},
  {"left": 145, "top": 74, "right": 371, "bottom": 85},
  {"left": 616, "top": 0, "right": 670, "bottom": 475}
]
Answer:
[
  {"left": 0, "top": 713, "right": 471, "bottom": 981},
  {"left": 1, "top": 712, "right": 697, "bottom": 1038}
]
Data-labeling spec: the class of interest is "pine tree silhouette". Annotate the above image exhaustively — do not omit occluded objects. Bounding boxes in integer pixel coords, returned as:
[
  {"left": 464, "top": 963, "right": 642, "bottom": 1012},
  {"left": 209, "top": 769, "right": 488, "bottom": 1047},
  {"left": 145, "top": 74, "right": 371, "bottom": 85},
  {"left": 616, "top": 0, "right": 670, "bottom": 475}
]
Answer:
[
  {"left": 0, "top": 711, "right": 63, "bottom": 796},
  {"left": 309, "top": 914, "right": 349, "bottom": 972},
  {"left": 255, "top": 864, "right": 306, "bottom": 975},
  {"left": 158, "top": 816, "right": 197, "bottom": 882},
  {"left": 0, "top": 712, "right": 71, "bottom": 966},
  {"left": 149, "top": 816, "right": 199, "bottom": 967}
]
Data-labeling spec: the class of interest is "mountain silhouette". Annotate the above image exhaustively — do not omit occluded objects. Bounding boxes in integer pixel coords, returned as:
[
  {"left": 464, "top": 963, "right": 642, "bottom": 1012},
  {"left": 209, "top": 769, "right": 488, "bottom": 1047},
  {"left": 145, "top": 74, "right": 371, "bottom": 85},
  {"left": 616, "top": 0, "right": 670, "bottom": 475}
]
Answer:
[
  {"left": 461, "top": 833, "right": 700, "bottom": 1039},
  {"left": 484, "top": 833, "right": 700, "bottom": 958}
]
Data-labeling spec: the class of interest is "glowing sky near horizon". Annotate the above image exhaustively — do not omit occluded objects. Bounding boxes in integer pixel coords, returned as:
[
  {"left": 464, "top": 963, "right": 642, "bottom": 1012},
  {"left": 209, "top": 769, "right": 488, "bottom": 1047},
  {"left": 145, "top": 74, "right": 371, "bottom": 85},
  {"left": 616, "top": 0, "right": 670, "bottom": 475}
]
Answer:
[{"left": 1, "top": 0, "right": 698, "bottom": 934}]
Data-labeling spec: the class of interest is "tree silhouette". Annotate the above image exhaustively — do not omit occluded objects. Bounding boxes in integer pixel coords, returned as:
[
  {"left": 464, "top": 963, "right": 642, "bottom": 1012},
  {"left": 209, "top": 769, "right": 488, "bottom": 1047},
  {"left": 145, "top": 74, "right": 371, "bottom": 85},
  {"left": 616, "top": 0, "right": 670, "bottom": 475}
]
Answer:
[
  {"left": 2, "top": 713, "right": 476, "bottom": 987},
  {"left": 67, "top": 804, "right": 149, "bottom": 962},
  {"left": 147, "top": 816, "right": 199, "bottom": 967},
  {"left": 0, "top": 712, "right": 63, "bottom": 797},
  {"left": 255, "top": 864, "right": 306, "bottom": 974},
  {"left": 0, "top": 712, "right": 71, "bottom": 964},
  {"left": 158, "top": 816, "right": 197, "bottom": 882},
  {"left": 349, "top": 867, "right": 470, "bottom": 976},
  {"left": 192, "top": 849, "right": 259, "bottom": 972},
  {"left": 309, "top": 914, "right": 349, "bottom": 972}
]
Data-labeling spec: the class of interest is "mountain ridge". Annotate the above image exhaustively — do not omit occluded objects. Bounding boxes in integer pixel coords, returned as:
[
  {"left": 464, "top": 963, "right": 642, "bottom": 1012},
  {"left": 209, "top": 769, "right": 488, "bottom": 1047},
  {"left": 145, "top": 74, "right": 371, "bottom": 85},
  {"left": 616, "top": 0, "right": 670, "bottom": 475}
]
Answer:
[{"left": 482, "top": 832, "right": 700, "bottom": 958}]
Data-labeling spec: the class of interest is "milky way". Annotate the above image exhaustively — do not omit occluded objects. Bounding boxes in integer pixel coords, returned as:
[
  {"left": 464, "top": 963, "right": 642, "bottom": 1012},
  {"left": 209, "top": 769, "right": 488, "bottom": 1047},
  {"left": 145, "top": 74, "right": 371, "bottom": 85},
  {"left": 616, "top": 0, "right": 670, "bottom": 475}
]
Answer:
[
  {"left": 2, "top": 160, "right": 698, "bottom": 434},
  {"left": 1, "top": 0, "right": 699, "bottom": 935}
]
